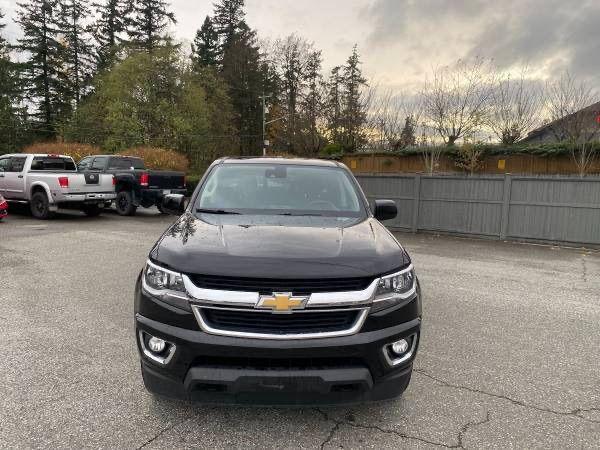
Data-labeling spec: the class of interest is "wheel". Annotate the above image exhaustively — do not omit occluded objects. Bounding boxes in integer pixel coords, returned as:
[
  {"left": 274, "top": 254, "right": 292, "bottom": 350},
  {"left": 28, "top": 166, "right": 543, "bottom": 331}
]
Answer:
[
  {"left": 116, "top": 191, "right": 137, "bottom": 216},
  {"left": 30, "top": 191, "right": 54, "bottom": 220},
  {"left": 82, "top": 204, "right": 102, "bottom": 217},
  {"left": 157, "top": 203, "right": 168, "bottom": 215}
]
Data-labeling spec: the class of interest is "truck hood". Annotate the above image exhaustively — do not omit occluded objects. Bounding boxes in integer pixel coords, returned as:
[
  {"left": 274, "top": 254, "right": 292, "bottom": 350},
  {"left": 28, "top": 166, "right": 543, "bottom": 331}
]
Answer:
[{"left": 150, "top": 213, "right": 410, "bottom": 279}]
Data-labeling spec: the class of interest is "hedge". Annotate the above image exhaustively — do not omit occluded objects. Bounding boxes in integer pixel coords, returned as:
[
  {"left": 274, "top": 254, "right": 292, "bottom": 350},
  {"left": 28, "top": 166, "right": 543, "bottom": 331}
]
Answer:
[
  {"left": 117, "top": 146, "right": 189, "bottom": 172},
  {"left": 21, "top": 142, "right": 102, "bottom": 161},
  {"left": 323, "top": 142, "right": 600, "bottom": 159}
]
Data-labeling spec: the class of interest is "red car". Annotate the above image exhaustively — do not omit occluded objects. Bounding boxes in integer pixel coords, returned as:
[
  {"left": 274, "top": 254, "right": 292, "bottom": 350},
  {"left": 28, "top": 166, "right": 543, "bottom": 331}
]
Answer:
[{"left": 0, "top": 194, "right": 7, "bottom": 220}]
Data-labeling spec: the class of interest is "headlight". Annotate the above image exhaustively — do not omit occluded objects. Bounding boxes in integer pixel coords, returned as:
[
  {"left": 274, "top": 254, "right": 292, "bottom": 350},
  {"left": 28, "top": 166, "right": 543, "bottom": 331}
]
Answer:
[
  {"left": 142, "top": 260, "right": 190, "bottom": 311},
  {"left": 371, "top": 265, "right": 416, "bottom": 313},
  {"left": 144, "top": 260, "right": 185, "bottom": 292}
]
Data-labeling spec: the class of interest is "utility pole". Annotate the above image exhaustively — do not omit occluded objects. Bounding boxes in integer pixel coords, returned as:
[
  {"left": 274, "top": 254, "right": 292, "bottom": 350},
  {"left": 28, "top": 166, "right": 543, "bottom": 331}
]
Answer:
[
  {"left": 259, "top": 94, "right": 286, "bottom": 157},
  {"left": 259, "top": 94, "right": 271, "bottom": 156}
]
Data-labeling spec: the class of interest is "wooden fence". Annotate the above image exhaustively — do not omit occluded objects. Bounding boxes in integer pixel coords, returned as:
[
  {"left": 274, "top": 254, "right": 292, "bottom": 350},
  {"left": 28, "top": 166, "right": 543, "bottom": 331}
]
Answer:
[{"left": 343, "top": 153, "right": 600, "bottom": 175}]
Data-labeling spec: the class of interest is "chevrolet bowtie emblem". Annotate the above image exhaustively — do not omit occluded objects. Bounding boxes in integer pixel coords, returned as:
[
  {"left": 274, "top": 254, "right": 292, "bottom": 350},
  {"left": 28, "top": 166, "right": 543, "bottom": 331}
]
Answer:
[{"left": 256, "top": 292, "right": 309, "bottom": 313}]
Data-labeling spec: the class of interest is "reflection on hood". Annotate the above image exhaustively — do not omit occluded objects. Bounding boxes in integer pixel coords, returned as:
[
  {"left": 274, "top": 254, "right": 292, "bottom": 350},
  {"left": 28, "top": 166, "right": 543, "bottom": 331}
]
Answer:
[{"left": 151, "top": 212, "right": 410, "bottom": 279}]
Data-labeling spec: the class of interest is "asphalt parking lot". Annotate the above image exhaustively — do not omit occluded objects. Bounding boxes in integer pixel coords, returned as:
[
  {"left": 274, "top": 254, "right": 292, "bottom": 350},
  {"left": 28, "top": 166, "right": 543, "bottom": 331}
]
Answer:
[{"left": 1, "top": 207, "right": 599, "bottom": 449}]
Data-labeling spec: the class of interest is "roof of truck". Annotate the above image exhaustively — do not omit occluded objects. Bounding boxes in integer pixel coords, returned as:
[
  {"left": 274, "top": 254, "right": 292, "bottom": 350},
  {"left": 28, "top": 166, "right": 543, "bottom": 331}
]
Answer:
[{"left": 0, "top": 153, "right": 73, "bottom": 158}]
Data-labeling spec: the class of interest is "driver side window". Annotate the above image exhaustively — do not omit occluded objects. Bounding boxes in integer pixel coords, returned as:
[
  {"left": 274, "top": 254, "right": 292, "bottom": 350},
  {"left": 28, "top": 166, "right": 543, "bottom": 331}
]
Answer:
[
  {"left": 0, "top": 158, "right": 9, "bottom": 171},
  {"left": 8, "top": 157, "right": 26, "bottom": 172}
]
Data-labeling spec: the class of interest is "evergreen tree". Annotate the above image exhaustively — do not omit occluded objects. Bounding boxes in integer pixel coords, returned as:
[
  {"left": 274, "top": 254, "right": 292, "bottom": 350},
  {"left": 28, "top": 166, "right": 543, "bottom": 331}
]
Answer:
[
  {"left": 93, "top": 0, "right": 131, "bottom": 70},
  {"left": 211, "top": 0, "right": 273, "bottom": 155},
  {"left": 0, "top": 10, "right": 26, "bottom": 151},
  {"left": 341, "top": 45, "right": 367, "bottom": 151},
  {"left": 398, "top": 115, "right": 416, "bottom": 149},
  {"left": 15, "top": 0, "right": 63, "bottom": 134},
  {"left": 212, "top": 0, "right": 245, "bottom": 53},
  {"left": 128, "top": 0, "right": 176, "bottom": 52},
  {"left": 324, "top": 65, "right": 343, "bottom": 145},
  {"left": 58, "top": 0, "right": 95, "bottom": 106},
  {"left": 191, "top": 16, "right": 219, "bottom": 69},
  {"left": 188, "top": 66, "right": 238, "bottom": 164},
  {"left": 300, "top": 50, "right": 324, "bottom": 154},
  {"left": 220, "top": 24, "right": 266, "bottom": 155},
  {"left": 0, "top": 10, "right": 6, "bottom": 49}
]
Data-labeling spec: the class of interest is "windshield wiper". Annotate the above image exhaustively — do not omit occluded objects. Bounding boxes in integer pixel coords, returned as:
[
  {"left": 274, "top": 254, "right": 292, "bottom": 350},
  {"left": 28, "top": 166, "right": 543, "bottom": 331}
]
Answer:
[
  {"left": 277, "top": 212, "right": 324, "bottom": 217},
  {"left": 196, "top": 208, "right": 241, "bottom": 215}
]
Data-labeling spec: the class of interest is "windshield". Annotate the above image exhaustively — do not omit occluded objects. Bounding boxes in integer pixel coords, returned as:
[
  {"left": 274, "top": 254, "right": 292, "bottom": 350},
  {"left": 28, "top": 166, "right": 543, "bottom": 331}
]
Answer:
[{"left": 194, "top": 163, "right": 365, "bottom": 217}]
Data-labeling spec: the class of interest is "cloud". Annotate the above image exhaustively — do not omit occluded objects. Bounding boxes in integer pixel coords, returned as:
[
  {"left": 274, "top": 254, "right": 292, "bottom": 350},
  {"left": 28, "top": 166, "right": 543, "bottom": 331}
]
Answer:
[{"left": 364, "top": 0, "right": 600, "bottom": 85}]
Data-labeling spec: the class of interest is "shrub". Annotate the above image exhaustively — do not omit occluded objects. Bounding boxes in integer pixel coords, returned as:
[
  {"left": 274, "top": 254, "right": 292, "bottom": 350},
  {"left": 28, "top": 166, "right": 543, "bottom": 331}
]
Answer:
[
  {"left": 22, "top": 142, "right": 102, "bottom": 162},
  {"left": 454, "top": 143, "right": 484, "bottom": 175},
  {"left": 118, "top": 147, "right": 189, "bottom": 172},
  {"left": 320, "top": 143, "right": 344, "bottom": 159}
]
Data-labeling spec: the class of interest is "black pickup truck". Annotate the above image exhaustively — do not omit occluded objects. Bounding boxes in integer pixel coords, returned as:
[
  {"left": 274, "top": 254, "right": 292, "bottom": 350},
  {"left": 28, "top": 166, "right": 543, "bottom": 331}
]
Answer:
[
  {"left": 78, "top": 155, "right": 186, "bottom": 216},
  {"left": 135, "top": 158, "right": 421, "bottom": 405}
]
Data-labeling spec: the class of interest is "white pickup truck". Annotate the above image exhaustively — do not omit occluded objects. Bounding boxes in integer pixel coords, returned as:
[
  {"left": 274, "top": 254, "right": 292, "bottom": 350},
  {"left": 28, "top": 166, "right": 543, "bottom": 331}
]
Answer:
[{"left": 0, "top": 153, "right": 116, "bottom": 219}]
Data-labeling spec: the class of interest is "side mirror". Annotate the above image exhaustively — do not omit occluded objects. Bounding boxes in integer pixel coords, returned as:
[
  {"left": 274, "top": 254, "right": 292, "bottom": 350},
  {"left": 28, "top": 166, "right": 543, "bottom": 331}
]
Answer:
[
  {"left": 161, "top": 194, "right": 185, "bottom": 216},
  {"left": 374, "top": 199, "right": 397, "bottom": 221}
]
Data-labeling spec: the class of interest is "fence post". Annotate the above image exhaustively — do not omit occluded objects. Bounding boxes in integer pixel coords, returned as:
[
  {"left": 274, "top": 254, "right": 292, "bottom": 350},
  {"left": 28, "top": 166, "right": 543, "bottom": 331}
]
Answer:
[
  {"left": 500, "top": 174, "right": 512, "bottom": 240},
  {"left": 412, "top": 174, "right": 421, "bottom": 233}
]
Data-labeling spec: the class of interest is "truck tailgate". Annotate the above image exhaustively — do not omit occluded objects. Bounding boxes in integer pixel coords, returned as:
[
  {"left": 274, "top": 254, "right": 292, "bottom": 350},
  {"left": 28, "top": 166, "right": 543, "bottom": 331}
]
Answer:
[
  {"left": 66, "top": 173, "right": 114, "bottom": 193},
  {"left": 148, "top": 171, "right": 185, "bottom": 190}
]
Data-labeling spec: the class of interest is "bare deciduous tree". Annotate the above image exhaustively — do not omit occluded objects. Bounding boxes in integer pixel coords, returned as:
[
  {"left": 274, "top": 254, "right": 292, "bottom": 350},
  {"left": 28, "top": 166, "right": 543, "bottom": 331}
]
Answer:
[
  {"left": 366, "top": 89, "right": 422, "bottom": 151},
  {"left": 366, "top": 88, "right": 401, "bottom": 151},
  {"left": 546, "top": 72, "right": 600, "bottom": 176},
  {"left": 489, "top": 69, "right": 542, "bottom": 144},
  {"left": 422, "top": 58, "right": 494, "bottom": 146},
  {"left": 418, "top": 122, "right": 443, "bottom": 174},
  {"left": 271, "top": 34, "right": 314, "bottom": 150}
]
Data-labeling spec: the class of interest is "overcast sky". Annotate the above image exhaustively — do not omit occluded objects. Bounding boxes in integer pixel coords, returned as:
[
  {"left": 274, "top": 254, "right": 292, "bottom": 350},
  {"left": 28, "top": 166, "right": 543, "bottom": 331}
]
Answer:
[{"left": 2, "top": 0, "right": 599, "bottom": 92}]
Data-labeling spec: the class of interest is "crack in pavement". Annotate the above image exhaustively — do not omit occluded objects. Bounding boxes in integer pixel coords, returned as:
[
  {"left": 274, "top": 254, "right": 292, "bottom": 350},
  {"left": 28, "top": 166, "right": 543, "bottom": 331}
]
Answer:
[
  {"left": 136, "top": 413, "right": 197, "bottom": 449},
  {"left": 456, "top": 411, "right": 491, "bottom": 448},
  {"left": 319, "top": 419, "right": 341, "bottom": 450},
  {"left": 315, "top": 408, "right": 491, "bottom": 449},
  {"left": 415, "top": 369, "right": 600, "bottom": 424},
  {"left": 581, "top": 255, "right": 588, "bottom": 283}
]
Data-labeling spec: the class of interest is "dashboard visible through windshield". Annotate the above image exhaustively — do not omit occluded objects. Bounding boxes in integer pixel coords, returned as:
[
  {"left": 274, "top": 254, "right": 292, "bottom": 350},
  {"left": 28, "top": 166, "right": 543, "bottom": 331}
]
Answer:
[{"left": 194, "top": 163, "right": 366, "bottom": 217}]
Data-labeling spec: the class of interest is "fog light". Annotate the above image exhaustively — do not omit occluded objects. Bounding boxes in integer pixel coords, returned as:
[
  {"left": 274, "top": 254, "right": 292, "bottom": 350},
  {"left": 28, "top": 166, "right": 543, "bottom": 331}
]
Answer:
[
  {"left": 148, "top": 336, "right": 166, "bottom": 353},
  {"left": 391, "top": 338, "right": 409, "bottom": 355}
]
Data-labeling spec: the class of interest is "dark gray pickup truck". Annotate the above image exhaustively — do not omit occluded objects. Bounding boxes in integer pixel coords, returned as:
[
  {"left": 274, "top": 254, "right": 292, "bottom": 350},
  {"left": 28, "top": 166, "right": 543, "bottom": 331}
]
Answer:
[{"left": 78, "top": 155, "right": 186, "bottom": 216}]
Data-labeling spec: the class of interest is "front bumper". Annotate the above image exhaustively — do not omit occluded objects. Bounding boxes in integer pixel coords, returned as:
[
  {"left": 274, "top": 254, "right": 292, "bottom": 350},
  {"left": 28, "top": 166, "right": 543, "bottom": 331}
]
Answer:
[{"left": 135, "top": 284, "right": 421, "bottom": 405}]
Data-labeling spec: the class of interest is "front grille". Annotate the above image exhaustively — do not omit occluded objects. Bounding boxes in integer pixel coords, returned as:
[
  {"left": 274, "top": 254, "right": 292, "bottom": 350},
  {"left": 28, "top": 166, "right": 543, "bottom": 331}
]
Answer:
[
  {"left": 200, "top": 308, "right": 360, "bottom": 335},
  {"left": 194, "top": 355, "right": 366, "bottom": 370},
  {"left": 188, "top": 274, "right": 373, "bottom": 294}
]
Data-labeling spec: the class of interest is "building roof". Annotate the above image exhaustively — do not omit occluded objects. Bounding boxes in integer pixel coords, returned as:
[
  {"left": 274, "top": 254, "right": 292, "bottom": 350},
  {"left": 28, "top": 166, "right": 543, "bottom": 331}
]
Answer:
[{"left": 522, "top": 100, "right": 600, "bottom": 142}]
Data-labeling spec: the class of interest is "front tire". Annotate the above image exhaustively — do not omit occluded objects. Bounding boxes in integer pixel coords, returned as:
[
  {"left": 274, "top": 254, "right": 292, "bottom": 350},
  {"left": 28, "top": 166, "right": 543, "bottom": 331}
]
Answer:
[
  {"left": 116, "top": 191, "right": 137, "bottom": 216},
  {"left": 30, "top": 191, "right": 54, "bottom": 220}
]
